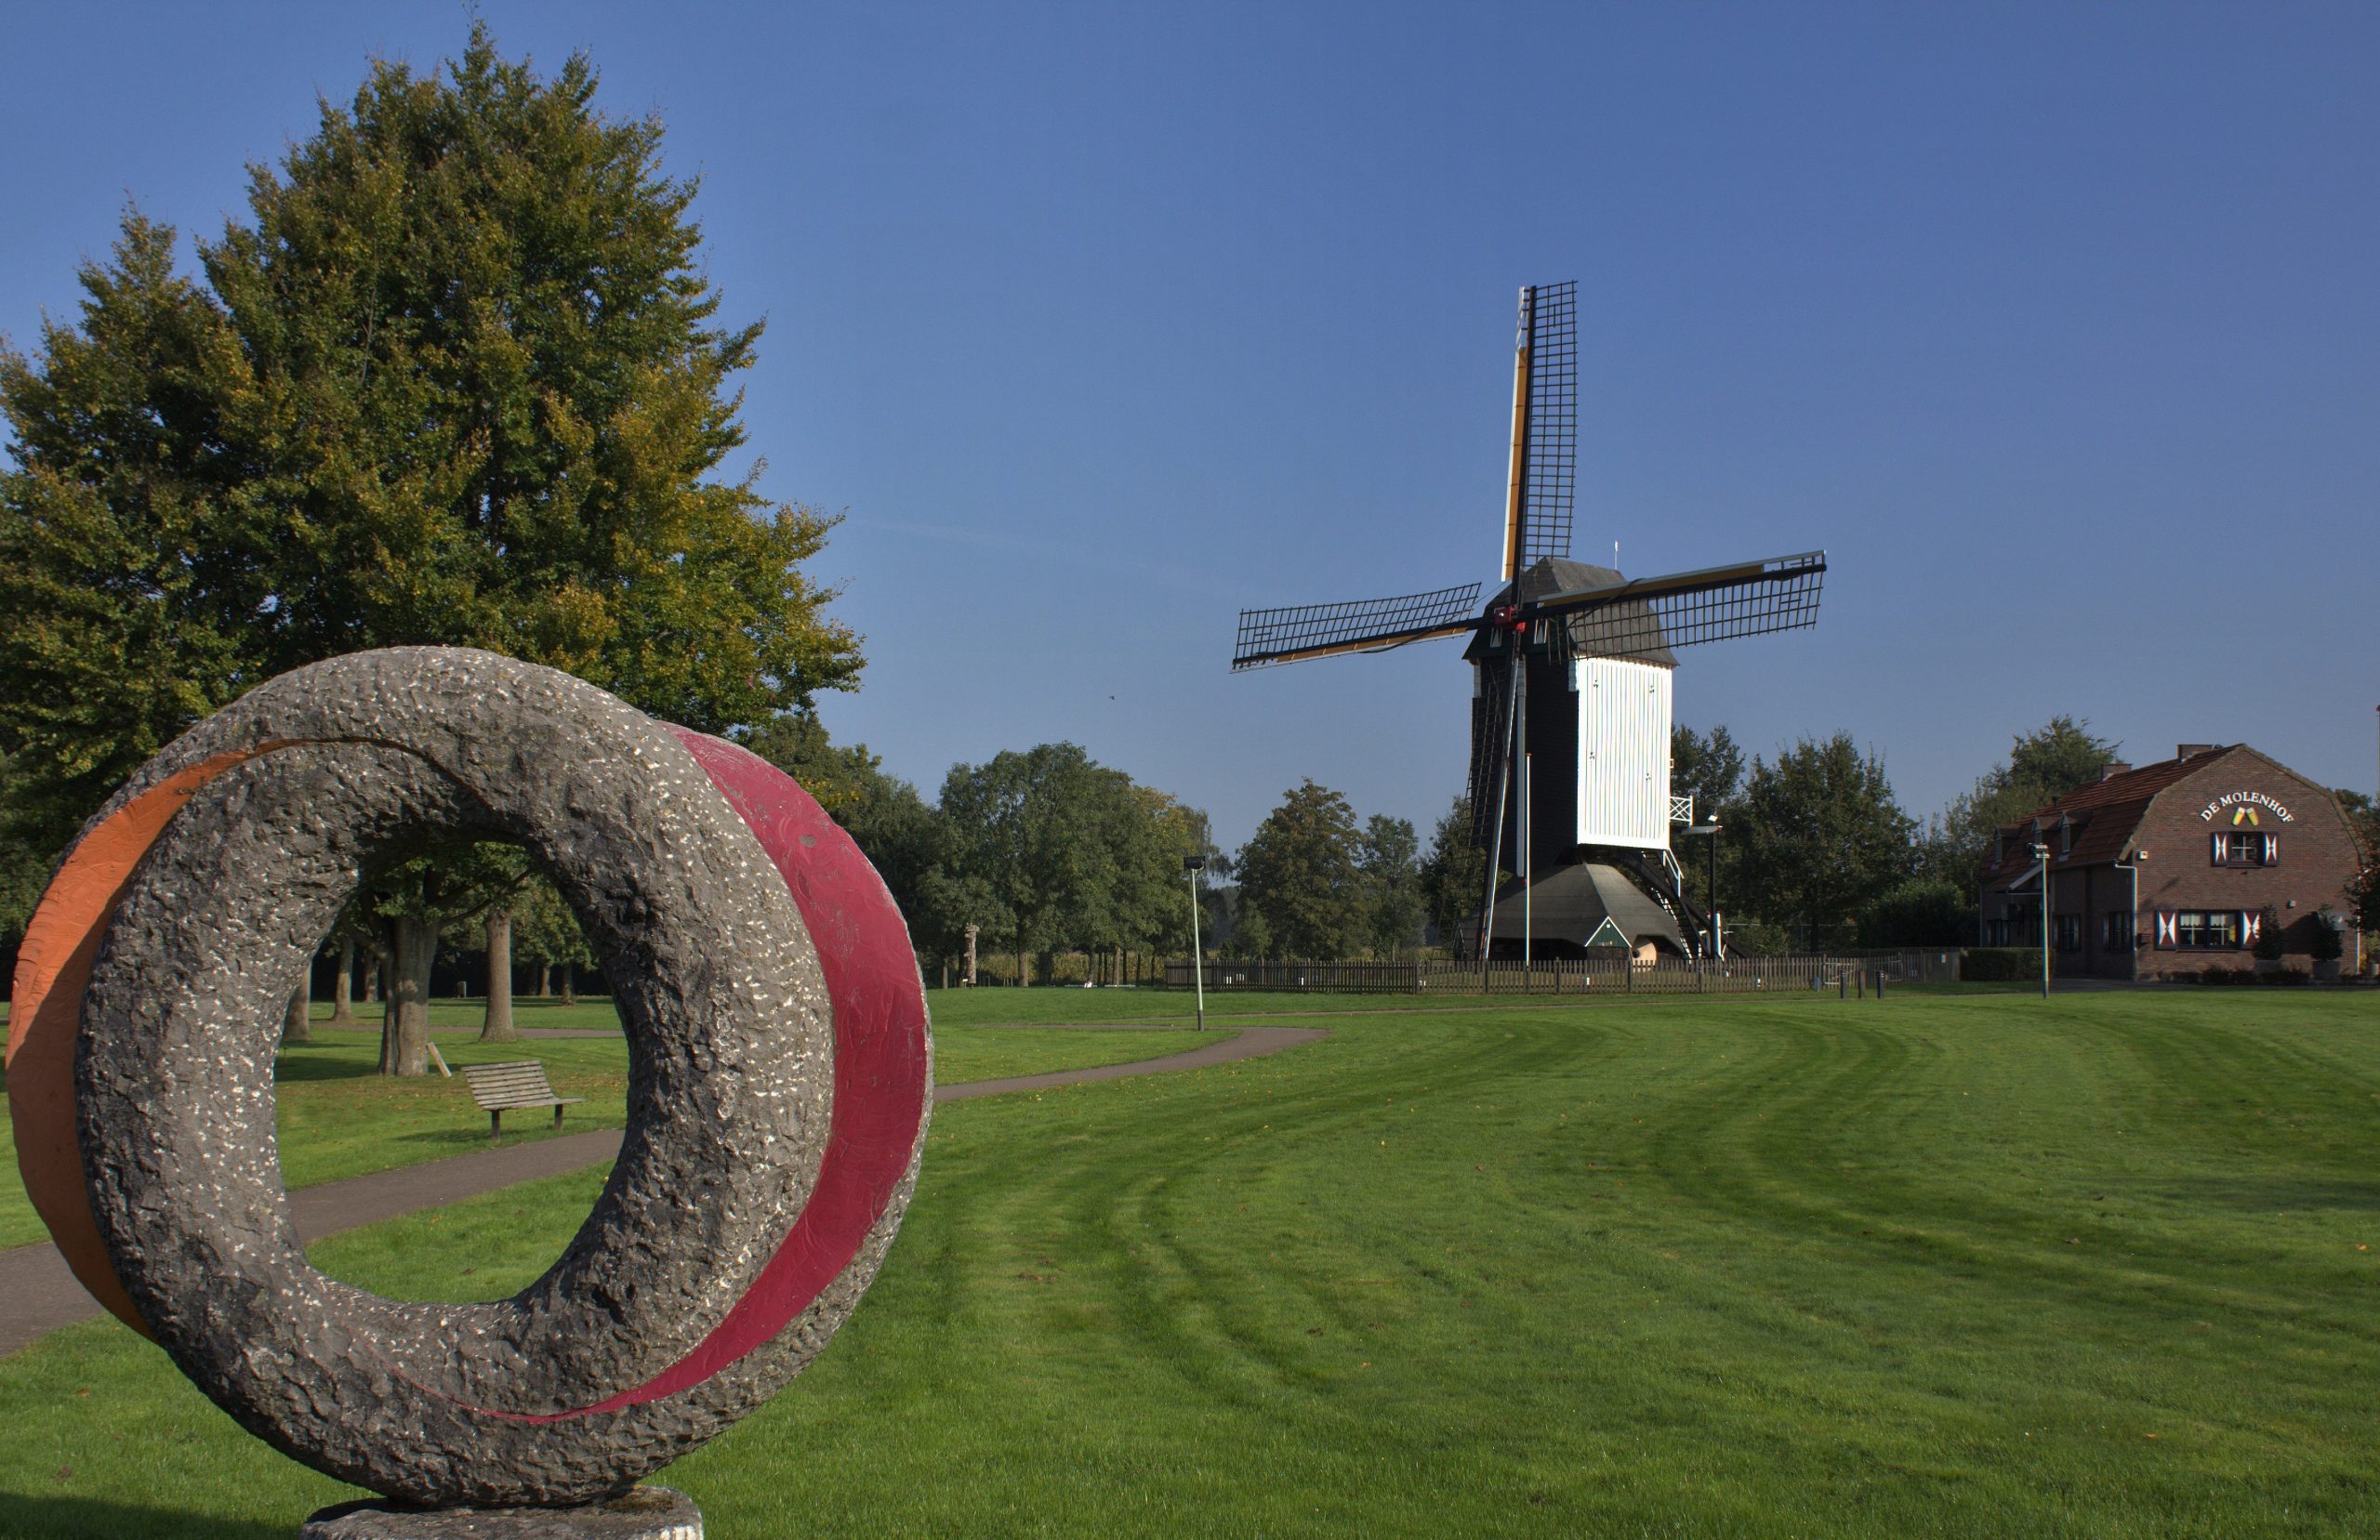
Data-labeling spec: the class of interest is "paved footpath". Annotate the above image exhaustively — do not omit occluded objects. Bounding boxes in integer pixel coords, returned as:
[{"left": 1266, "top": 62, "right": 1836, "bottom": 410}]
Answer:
[{"left": 0, "top": 1023, "right": 1322, "bottom": 1358}]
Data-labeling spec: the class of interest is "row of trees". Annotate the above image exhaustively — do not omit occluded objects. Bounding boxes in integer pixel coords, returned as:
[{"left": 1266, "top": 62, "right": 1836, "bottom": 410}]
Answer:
[
  {"left": 1232, "top": 782, "right": 1422, "bottom": 960},
  {"left": 741, "top": 719, "right": 1214, "bottom": 986},
  {"left": 1185, "top": 718, "right": 2154, "bottom": 963},
  {"left": 1669, "top": 716, "right": 2120, "bottom": 952},
  {"left": 558, "top": 709, "right": 2380, "bottom": 974}
]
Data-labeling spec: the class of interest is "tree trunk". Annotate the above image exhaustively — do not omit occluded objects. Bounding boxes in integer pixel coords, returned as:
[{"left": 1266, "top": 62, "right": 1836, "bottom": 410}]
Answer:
[
  {"left": 560, "top": 959, "right": 577, "bottom": 1007},
  {"left": 330, "top": 936, "right": 358, "bottom": 1025},
  {"left": 536, "top": 962, "right": 550, "bottom": 998},
  {"left": 283, "top": 979, "right": 311, "bottom": 1046},
  {"left": 480, "top": 910, "right": 519, "bottom": 1041},
  {"left": 380, "top": 918, "right": 438, "bottom": 1076}
]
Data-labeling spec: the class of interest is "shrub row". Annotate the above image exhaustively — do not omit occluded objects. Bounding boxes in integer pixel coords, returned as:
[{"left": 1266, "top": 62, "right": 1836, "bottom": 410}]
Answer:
[
  {"left": 1960, "top": 947, "right": 2044, "bottom": 981},
  {"left": 2194, "top": 965, "right": 2310, "bottom": 986}
]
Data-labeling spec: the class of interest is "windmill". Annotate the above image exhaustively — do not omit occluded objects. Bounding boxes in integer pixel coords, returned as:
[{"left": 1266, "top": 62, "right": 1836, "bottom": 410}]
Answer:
[{"left": 1230, "top": 282, "right": 1826, "bottom": 962}]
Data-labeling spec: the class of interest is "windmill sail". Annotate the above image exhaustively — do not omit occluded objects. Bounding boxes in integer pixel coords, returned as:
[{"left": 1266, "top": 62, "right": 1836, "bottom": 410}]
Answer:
[
  {"left": 1231, "top": 583, "right": 1483, "bottom": 671},
  {"left": 1540, "top": 551, "right": 1825, "bottom": 662},
  {"left": 1466, "top": 653, "right": 1514, "bottom": 846},
  {"left": 1501, "top": 282, "right": 1579, "bottom": 581}
]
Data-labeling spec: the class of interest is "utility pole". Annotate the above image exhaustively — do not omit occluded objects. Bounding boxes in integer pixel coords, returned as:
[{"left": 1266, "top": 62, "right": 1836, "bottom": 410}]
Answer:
[
  {"left": 2031, "top": 842, "right": 2052, "bottom": 1000},
  {"left": 1522, "top": 748, "right": 1532, "bottom": 993},
  {"left": 1183, "top": 855, "right": 1208, "bottom": 1032}
]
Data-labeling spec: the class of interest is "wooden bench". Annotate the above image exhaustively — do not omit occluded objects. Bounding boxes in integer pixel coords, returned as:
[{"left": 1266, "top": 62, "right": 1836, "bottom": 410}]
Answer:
[{"left": 461, "top": 1060, "right": 586, "bottom": 1145}]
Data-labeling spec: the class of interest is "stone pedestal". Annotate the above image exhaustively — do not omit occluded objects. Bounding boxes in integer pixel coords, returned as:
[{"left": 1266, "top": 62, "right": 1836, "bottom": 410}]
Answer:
[{"left": 302, "top": 1486, "right": 701, "bottom": 1538}]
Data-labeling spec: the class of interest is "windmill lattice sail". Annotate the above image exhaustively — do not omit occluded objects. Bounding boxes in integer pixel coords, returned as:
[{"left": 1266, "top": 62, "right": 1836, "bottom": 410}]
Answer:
[
  {"left": 1515, "top": 281, "right": 1577, "bottom": 572},
  {"left": 1231, "top": 583, "right": 1483, "bottom": 671},
  {"left": 1544, "top": 551, "right": 1826, "bottom": 661}
]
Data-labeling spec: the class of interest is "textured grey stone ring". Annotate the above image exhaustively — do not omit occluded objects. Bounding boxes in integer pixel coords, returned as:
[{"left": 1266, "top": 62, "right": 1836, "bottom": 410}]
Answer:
[{"left": 6, "top": 649, "right": 932, "bottom": 1508}]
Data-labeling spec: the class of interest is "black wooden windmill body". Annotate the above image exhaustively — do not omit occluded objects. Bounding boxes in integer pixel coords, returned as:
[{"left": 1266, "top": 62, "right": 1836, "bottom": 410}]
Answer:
[{"left": 1231, "top": 282, "right": 1826, "bottom": 960}]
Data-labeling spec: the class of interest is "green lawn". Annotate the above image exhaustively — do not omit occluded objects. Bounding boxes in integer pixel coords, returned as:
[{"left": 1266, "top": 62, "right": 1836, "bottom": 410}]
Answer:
[
  {"left": 7, "top": 991, "right": 2380, "bottom": 1535},
  {"left": 0, "top": 998, "right": 1214, "bottom": 1252}
]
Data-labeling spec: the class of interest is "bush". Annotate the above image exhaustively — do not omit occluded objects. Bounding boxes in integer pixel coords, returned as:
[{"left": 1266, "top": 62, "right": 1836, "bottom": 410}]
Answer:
[
  {"left": 2261, "top": 967, "right": 2311, "bottom": 986},
  {"left": 1858, "top": 878, "right": 1970, "bottom": 949},
  {"left": 1723, "top": 918, "right": 1792, "bottom": 956},
  {"left": 2198, "top": 964, "right": 2254, "bottom": 986},
  {"left": 2252, "top": 907, "right": 2285, "bottom": 962},
  {"left": 2308, "top": 916, "right": 2345, "bottom": 964},
  {"left": 1962, "top": 947, "right": 2044, "bottom": 981}
]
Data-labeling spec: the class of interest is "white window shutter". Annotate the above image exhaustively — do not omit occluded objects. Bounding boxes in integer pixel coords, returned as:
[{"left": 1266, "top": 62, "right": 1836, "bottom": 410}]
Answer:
[{"left": 2211, "top": 832, "right": 2225, "bottom": 864}]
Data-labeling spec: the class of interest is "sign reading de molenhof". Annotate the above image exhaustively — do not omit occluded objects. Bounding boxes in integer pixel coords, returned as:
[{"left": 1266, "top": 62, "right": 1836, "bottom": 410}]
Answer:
[{"left": 2198, "top": 790, "right": 2294, "bottom": 824}]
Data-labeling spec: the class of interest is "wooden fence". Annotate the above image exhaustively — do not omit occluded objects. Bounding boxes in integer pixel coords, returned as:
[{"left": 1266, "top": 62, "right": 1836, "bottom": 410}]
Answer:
[
  {"left": 1163, "top": 950, "right": 1963, "bottom": 996},
  {"left": 1162, "top": 959, "right": 1428, "bottom": 994}
]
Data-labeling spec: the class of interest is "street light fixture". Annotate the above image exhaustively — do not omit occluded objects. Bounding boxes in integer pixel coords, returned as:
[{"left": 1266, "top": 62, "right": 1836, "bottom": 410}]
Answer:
[{"left": 1183, "top": 855, "right": 1208, "bottom": 1032}]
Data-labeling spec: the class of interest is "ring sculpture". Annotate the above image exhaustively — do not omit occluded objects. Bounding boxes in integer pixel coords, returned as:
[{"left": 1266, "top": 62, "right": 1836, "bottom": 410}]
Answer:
[{"left": 4, "top": 649, "right": 932, "bottom": 1513}]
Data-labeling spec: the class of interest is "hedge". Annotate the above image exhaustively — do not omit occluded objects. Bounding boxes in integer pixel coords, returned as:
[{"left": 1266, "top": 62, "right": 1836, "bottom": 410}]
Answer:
[{"left": 1961, "top": 947, "right": 2045, "bottom": 981}]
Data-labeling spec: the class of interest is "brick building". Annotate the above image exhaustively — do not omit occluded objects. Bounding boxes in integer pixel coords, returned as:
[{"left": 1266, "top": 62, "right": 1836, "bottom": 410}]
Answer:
[{"left": 1978, "top": 744, "right": 2364, "bottom": 981}]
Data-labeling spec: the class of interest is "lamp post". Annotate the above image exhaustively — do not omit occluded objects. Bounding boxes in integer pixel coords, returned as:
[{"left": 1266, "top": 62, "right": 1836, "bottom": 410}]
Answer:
[
  {"left": 2030, "top": 842, "right": 2052, "bottom": 999},
  {"left": 1183, "top": 854, "right": 1208, "bottom": 1032}
]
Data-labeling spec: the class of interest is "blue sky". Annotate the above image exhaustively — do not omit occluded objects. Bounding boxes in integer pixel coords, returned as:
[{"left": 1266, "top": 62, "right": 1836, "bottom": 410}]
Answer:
[{"left": 5, "top": 4, "right": 2374, "bottom": 849}]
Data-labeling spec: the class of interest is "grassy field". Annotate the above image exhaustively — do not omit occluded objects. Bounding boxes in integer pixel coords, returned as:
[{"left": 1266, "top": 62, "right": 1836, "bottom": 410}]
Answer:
[
  {"left": 7, "top": 990, "right": 2380, "bottom": 1536},
  {"left": 0, "top": 997, "right": 1211, "bottom": 1252}
]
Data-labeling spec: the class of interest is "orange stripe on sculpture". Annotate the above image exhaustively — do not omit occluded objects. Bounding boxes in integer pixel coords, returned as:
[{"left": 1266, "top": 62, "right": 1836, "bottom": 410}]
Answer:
[{"left": 6, "top": 748, "right": 275, "bottom": 1336}]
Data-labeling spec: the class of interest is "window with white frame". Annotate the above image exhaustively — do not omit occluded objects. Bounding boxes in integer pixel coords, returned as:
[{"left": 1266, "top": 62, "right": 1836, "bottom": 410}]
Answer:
[
  {"left": 2168, "top": 910, "right": 2244, "bottom": 949},
  {"left": 2211, "top": 831, "right": 2278, "bottom": 866}
]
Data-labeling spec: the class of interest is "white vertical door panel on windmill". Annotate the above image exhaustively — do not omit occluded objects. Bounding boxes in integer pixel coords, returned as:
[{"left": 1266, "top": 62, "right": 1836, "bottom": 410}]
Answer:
[{"left": 1574, "top": 657, "right": 1673, "bottom": 850}]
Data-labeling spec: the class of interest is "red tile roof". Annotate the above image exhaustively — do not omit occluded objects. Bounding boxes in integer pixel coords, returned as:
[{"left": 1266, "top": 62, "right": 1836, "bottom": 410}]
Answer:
[{"left": 1980, "top": 746, "right": 2243, "bottom": 887}]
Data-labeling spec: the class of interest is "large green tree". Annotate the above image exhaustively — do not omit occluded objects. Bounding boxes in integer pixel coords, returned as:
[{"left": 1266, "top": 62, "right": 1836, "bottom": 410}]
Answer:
[
  {"left": 1673, "top": 722, "right": 1749, "bottom": 920},
  {"left": 2338, "top": 789, "right": 2379, "bottom": 934},
  {"left": 1920, "top": 717, "right": 2120, "bottom": 902},
  {"left": 1734, "top": 734, "right": 1916, "bottom": 950},
  {"left": 1358, "top": 813, "right": 1424, "bottom": 959},
  {"left": 509, "top": 873, "right": 596, "bottom": 1003},
  {"left": 1671, "top": 722, "right": 1747, "bottom": 823},
  {"left": 1078, "top": 783, "right": 1209, "bottom": 983},
  {"left": 935, "top": 743, "right": 1109, "bottom": 985},
  {"left": 1418, "top": 795, "right": 1492, "bottom": 959},
  {"left": 1236, "top": 780, "right": 1366, "bottom": 960},
  {"left": 926, "top": 742, "right": 1207, "bottom": 984},
  {"left": 0, "top": 29, "right": 860, "bottom": 1070}
]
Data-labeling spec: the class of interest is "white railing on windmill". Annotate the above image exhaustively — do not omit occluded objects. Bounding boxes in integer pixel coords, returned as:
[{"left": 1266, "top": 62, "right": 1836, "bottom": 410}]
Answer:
[{"left": 1229, "top": 280, "right": 1827, "bottom": 966}]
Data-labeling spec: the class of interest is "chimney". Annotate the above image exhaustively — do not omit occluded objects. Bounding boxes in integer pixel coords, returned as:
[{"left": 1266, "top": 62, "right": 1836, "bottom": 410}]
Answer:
[
  {"left": 2176, "top": 743, "right": 2215, "bottom": 760},
  {"left": 2100, "top": 760, "right": 2132, "bottom": 781}
]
